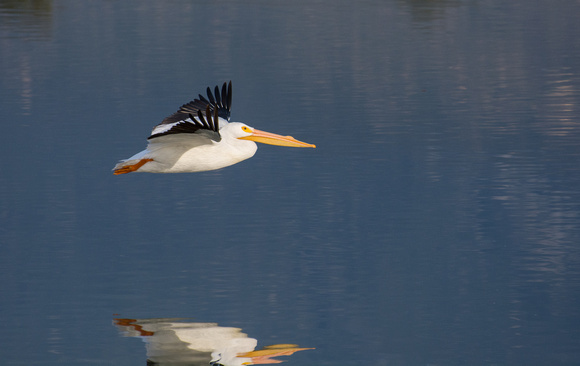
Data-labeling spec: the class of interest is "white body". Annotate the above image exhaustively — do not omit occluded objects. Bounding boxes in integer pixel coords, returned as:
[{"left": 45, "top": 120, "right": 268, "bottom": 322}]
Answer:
[{"left": 115, "top": 122, "right": 259, "bottom": 173}]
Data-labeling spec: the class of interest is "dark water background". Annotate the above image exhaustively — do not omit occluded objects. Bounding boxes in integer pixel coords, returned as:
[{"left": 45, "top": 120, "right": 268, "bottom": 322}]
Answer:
[{"left": 1, "top": 1, "right": 580, "bottom": 365}]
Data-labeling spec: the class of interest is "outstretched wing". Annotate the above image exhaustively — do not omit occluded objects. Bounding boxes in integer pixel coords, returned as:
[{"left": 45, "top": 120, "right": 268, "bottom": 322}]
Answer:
[
  {"left": 148, "top": 81, "right": 232, "bottom": 141},
  {"left": 148, "top": 105, "right": 221, "bottom": 143}
]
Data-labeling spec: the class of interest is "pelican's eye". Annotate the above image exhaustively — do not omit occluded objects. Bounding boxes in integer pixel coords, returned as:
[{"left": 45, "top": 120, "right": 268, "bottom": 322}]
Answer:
[{"left": 242, "top": 126, "right": 252, "bottom": 133}]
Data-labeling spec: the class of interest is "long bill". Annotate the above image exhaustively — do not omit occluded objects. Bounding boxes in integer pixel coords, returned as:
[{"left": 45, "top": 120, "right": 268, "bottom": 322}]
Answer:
[{"left": 239, "top": 129, "right": 316, "bottom": 148}]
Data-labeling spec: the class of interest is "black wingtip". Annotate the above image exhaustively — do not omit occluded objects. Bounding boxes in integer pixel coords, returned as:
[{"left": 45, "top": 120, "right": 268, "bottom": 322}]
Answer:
[
  {"left": 213, "top": 104, "right": 219, "bottom": 132},
  {"left": 196, "top": 105, "right": 219, "bottom": 133},
  {"left": 196, "top": 109, "right": 210, "bottom": 130},
  {"left": 214, "top": 85, "right": 221, "bottom": 106},
  {"left": 222, "top": 81, "right": 232, "bottom": 110},
  {"left": 155, "top": 81, "right": 232, "bottom": 129},
  {"left": 206, "top": 87, "right": 215, "bottom": 105},
  {"left": 228, "top": 81, "right": 232, "bottom": 110}
]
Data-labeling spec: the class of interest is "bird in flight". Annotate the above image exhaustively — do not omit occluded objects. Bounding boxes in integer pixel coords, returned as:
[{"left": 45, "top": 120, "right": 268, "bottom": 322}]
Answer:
[{"left": 113, "top": 81, "right": 315, "bottom": 174}]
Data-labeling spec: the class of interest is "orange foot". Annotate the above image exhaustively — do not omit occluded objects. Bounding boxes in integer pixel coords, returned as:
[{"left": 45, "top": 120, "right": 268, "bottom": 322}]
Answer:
[{"left": 113, "top": 159, "right": 154, "bottom": 175}]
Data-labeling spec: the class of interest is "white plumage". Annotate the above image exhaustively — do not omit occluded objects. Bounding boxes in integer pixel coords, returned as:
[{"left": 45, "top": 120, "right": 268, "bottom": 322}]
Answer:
[{"left": 113, "top": 81, "right": 315, "bottom": 175}]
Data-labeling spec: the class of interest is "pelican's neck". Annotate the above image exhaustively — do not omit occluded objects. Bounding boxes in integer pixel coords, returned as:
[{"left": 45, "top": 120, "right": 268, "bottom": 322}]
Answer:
[{"left": 221, "top": 123, "right": 258, "bottom": 161}]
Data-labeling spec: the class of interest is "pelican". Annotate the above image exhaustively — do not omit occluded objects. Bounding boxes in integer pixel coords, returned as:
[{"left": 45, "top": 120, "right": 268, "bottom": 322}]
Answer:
[{"left": 113, "top": 81, "right": 315, "bottom": 175}]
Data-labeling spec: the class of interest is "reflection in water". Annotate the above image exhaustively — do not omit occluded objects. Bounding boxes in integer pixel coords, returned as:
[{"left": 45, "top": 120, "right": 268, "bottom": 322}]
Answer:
[
  {"left": 397, "top": 0, "right": 462, "bottom": 24},
  {"left": 114, "top": 318, "right": 314, "bottom": 366},
  {"left": 0, "top": 0, "right": 53, "bottom": 39},
  {"left": 540, "top": 67, "right": 579, "bottom": 136},
  {"left": 0, "top": 0, "right": 53, "bottom": 115}
]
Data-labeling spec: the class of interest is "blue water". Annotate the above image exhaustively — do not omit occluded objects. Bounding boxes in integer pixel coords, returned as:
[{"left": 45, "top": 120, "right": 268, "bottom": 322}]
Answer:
[{"left": 1, "top": 1, "right": 580, "bottom": 365}]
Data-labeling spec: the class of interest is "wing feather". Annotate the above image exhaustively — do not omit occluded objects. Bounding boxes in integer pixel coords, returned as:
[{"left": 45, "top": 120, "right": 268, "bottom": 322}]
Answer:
[
  {"left": 148, "top": 106, "right": 221, "bottom": 142},
  {"left": 148, "top": 81, "right": 232, "bottom": 141}
]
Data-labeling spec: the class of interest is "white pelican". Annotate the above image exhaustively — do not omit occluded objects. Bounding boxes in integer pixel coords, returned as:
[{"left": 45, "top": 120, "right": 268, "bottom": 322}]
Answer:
[{"left": 113, "top": 81, "right": 315, "bottom": 175}]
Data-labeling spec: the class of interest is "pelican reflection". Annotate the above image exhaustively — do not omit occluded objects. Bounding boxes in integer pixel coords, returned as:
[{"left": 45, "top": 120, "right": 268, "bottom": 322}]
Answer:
[{"left": 114, "top": 318, "right": 314, "bottom": 366}]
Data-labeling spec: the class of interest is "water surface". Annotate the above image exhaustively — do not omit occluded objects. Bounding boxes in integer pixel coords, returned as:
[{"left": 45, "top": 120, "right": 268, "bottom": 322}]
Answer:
[{"left": 1, "top": 1, "right": 579, "bottom": 365}]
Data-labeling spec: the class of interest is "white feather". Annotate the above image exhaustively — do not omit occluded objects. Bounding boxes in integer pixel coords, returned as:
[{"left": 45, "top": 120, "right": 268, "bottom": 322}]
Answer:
[{"left": 114, "top": 123, "right": 257, "bottom": 173}]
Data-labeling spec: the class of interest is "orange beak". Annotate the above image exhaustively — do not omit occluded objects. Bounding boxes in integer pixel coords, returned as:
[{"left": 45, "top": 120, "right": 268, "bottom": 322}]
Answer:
[{"left": 239, "top": 129, "right": 316, "bottom": 148}]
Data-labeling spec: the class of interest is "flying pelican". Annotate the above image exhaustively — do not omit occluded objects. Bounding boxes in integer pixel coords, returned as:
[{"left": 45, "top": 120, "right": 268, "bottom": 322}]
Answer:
[{"left": 113, "top": 81, "right": 315, "bottom": 175}]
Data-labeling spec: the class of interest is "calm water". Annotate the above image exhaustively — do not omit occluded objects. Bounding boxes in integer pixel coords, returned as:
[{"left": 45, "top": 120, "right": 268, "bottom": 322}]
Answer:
[{"left": 1, "top": 1, "right": 580, "bottom": 365}]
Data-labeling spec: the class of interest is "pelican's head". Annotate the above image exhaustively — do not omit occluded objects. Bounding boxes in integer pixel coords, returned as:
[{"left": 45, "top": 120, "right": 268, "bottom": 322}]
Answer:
[{"left": 232, "top": 122, "right": 316, "bottom": 148}]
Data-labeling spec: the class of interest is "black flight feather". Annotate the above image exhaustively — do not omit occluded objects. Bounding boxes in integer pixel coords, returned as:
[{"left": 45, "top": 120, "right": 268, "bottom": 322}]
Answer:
[{"left": 147, "top": 81, "right": 231, "bottom": 140}]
